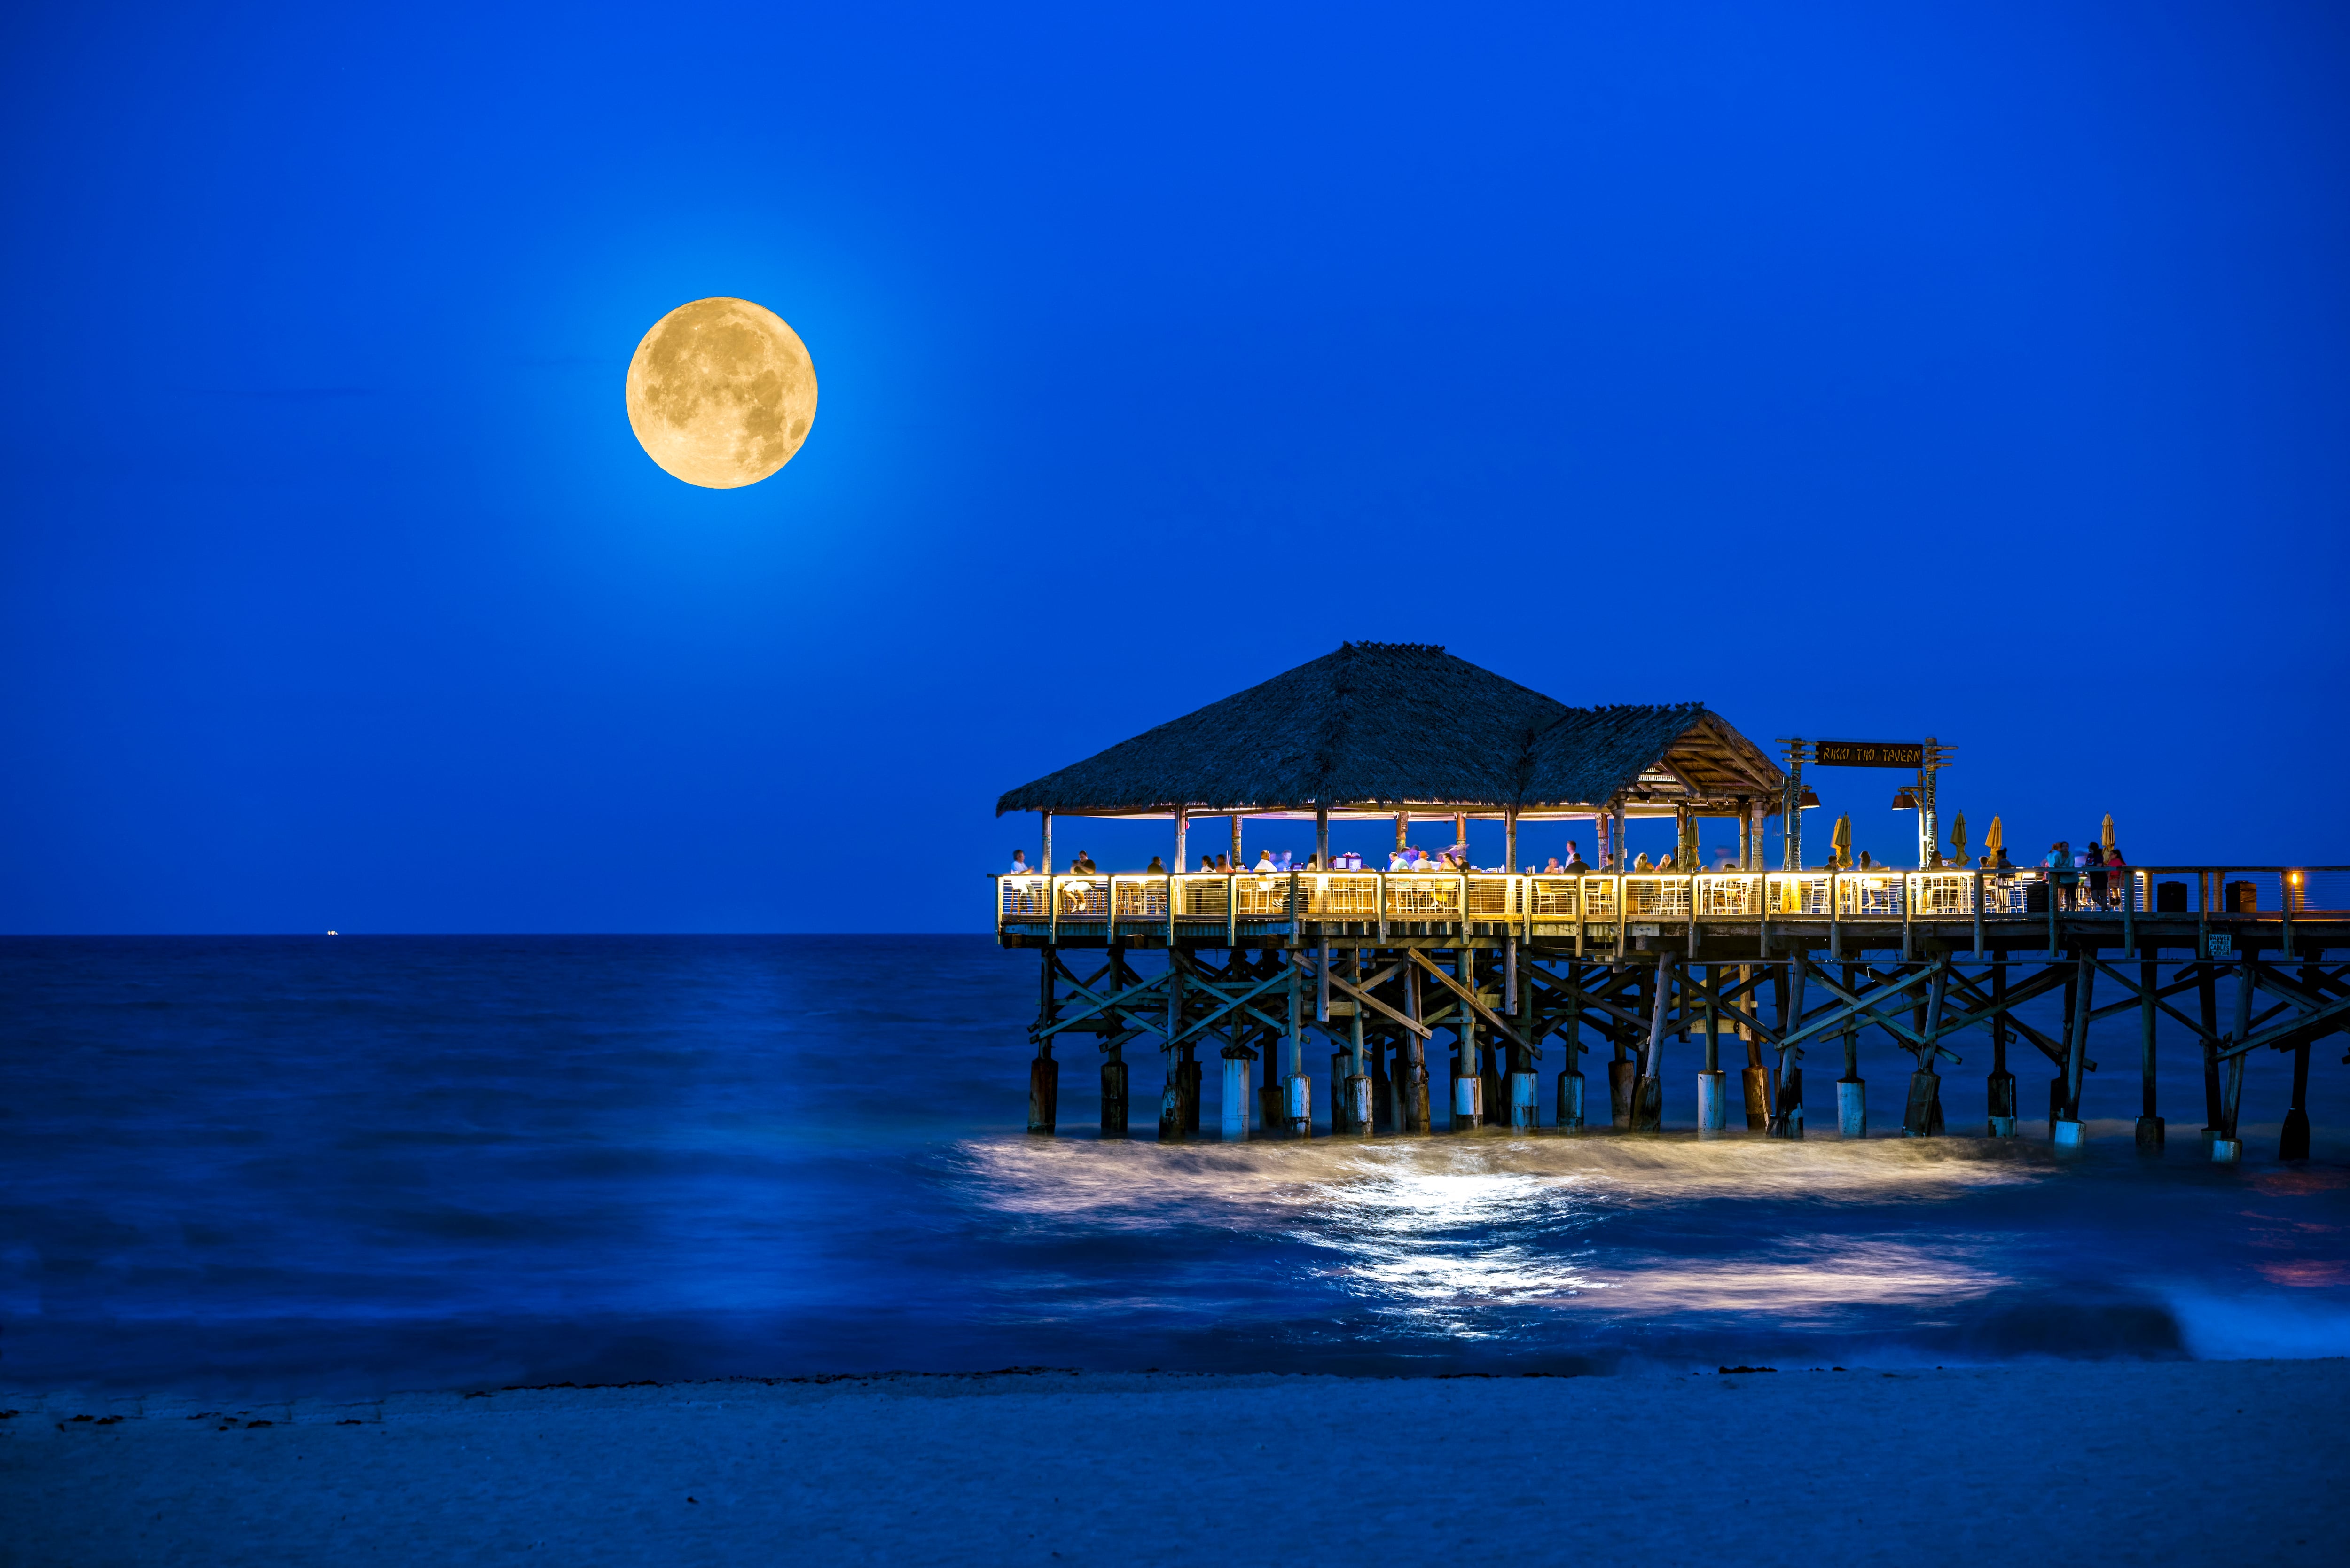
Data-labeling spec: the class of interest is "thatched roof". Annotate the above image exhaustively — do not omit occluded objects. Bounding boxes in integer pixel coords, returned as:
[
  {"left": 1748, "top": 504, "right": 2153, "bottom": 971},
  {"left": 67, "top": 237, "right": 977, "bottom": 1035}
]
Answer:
[{"left": 995, "top": 643, "right": 1783, "bottom": 818}]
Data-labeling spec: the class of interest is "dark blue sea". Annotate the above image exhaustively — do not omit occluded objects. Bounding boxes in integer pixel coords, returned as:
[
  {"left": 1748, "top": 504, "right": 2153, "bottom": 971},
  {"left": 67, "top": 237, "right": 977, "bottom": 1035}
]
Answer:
[{"left": 3, "top": 936, "right": 2345, "bottom": 1399}]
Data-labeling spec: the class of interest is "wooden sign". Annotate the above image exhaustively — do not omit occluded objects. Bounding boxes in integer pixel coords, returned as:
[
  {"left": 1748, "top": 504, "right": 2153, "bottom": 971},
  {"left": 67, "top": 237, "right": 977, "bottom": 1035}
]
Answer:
[{"left": 1814, "top": 740, "right": 1924, "bottom": 769}]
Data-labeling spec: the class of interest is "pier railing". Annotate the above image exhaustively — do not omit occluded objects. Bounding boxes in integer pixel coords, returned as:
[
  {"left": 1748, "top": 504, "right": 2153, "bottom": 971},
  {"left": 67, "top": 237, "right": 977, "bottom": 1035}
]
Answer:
[{"left": 995, "top": 866, "right": 2350, "bottom": 944}]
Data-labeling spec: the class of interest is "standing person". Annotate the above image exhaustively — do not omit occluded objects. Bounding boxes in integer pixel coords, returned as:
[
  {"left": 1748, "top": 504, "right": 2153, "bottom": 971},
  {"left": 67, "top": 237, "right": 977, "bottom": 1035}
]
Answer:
[
  {"left": 2084, "top": 837, "right": 2111, "bottom": 911},
  {"left": 2103, "top": 843, "right": 2131, "bottom": 911},
  {"left": 2046, "top": 842, "right": 2076, "bottom": 911},
  {"left": 1563, "top": 841, "right": 1589, "bottom": 872}
]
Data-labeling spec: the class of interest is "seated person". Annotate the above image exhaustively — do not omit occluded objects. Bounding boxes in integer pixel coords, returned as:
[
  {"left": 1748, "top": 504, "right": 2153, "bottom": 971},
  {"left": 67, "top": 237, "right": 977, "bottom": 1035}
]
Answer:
[
  {"left": 1145, "top": 855, "right": 1165, "bottom": 874},
  {"left": 1631, "top": 852, "right": 1653, "bottom": 872},
  {"left": 1009, "top": 851, "right": 1034, "bottom": 874},
  {"left": 1071, "top": 850, "right": 1099, "bottom": 874},
  {"left": 1214, "top": 852, "right": 1234, "bottom": 873},
  {"left": 1252, "top": 850, "right": 1278, "bottom": 873},
  {"left": 1198, "top": 853, "right": 1217, "bottom": 873},
  {"left": 1542, "top": 856, "right": 1565, "bottom": 874}
]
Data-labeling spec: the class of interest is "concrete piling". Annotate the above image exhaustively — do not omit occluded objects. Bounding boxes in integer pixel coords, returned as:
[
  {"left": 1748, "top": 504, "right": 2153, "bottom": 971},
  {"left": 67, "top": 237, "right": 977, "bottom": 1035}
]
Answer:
[
  {"left": 1697, "top": 1070, "right": 1728, "bottom": 1134},
  {"left": 1220, "top": 1049, "right": 1251, "bottom": 1140}
]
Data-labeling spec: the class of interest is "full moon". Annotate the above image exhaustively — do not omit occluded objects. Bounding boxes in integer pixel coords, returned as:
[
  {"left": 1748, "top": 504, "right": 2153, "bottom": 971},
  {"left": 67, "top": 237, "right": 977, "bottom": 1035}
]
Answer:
[{"left": 624, "top": 297, "right": 817, "bottom": 488}]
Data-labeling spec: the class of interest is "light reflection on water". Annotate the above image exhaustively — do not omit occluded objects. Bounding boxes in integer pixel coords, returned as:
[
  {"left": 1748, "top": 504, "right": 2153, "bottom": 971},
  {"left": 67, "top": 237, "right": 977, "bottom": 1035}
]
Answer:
[{"left": 963, "top": 1137, "right": 2024, "bottom": 1346}]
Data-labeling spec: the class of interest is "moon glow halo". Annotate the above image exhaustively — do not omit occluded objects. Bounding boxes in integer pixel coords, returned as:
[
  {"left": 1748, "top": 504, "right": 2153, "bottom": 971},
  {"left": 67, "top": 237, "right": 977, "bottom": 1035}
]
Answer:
[{"left": 624, "top": 297, "right": 817, "bottom": 488}]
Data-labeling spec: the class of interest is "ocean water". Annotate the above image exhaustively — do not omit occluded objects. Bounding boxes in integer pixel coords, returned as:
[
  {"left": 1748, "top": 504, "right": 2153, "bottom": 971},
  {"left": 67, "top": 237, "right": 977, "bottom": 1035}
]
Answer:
[{"left": 2, "top": 935, "right": 2346, "bottom": 1399}]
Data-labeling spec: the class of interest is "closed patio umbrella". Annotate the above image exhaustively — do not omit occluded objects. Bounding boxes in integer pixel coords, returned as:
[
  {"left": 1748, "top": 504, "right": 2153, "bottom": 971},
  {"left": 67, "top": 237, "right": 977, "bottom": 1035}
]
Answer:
[
  {"left": 1831, "top": 814, "right": 1851, "bottom": 869},
  {"left": 1985, "top": 815, "right": 2004, "bottom": 862},
  {"left": 2101, "top": 813, "right": 2115, "bottom": 853},
  {"left": 1950, "top": 811, "right": 1970, "bottom": 867}
]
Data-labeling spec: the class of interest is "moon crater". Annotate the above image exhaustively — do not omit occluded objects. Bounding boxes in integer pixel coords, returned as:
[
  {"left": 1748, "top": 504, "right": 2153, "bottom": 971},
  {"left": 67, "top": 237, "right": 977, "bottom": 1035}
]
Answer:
[{"left": 625, "top": 297, "right": 816, "bottom": 488}]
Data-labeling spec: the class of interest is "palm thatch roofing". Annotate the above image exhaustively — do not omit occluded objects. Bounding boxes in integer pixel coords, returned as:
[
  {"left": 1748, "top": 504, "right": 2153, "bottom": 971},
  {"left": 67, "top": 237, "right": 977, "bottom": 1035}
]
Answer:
[{"left": 995, "top": 643, "right": 1783, "bottom": 819}]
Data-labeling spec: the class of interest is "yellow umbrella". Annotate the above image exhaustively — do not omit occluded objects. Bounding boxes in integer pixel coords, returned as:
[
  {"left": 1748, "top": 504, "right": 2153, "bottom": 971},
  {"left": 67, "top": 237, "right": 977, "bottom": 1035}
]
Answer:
[
  {"left": 1831, "top": 813, "right": 1851, "bottom": 868},
  {"left": 1949, "top": 811, "right": 1970, "bottom": 867},
  {"left": 1985, "top": 815, "right": 2004, "bottom": 860},
  {"left": 2101, "top": 813, "right": 2115, "bottom": 852}
]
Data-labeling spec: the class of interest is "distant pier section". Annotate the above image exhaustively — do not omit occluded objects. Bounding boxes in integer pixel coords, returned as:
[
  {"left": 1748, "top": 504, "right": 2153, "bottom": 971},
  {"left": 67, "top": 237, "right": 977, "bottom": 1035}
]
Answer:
[{"left": 992, "top": 643, "right": 2348, "bottom": 1161}]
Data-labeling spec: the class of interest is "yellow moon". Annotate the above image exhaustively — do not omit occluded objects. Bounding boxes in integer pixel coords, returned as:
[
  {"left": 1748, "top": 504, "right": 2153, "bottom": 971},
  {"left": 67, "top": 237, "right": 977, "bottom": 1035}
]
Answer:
[{"left": 624, "top": 297, "right": 817, "bottom": 488}]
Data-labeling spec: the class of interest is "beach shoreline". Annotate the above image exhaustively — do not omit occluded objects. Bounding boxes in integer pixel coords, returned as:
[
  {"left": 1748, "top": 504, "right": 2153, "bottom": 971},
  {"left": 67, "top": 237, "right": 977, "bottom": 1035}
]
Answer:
[{"left": 6, "top": 1359, "right": 2343, "bottom": 1566}]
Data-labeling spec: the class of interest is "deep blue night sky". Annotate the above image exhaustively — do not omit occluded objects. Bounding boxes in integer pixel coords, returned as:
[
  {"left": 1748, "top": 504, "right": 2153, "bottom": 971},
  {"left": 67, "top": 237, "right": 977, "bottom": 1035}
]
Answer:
[{"left": 3, "top": 1, "right": 2344, "bottom": 933}]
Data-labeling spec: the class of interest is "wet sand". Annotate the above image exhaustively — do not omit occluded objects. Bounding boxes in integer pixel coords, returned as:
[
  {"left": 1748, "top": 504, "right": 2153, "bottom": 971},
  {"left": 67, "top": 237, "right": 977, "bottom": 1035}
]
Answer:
[{"left": 4, "top": 1359, "right": 2342, "bottom": 1566}]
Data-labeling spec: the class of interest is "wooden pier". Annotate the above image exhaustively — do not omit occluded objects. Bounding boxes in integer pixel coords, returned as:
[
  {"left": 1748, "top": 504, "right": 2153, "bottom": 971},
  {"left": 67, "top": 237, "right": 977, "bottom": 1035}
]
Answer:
[{"left": 994, "top": 644, "right": 2349, "bottom": 1157}]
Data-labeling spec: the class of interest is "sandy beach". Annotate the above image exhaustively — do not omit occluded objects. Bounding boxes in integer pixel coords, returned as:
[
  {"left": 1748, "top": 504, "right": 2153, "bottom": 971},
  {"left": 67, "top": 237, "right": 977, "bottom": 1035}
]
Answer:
[{"left": 5, "top": 1359, "right": 2342, "bottom": 1566}]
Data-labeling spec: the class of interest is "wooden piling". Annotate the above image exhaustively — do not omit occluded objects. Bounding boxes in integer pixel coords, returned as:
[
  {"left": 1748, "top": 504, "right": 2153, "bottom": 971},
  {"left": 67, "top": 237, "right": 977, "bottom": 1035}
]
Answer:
[
  {"left": 1987, "top": 957, "right": 2016, "bottom": 1135},
  {"left": 2136, "top": 955, "right": 2164, "bottom": 1152},
  {"left": 1101, "top": 1038, "right": 1129, "bottom": 1139},
  {"left": 2282, "top": 959, "right": 2315, "bottom": 1160},
  {"left": 1454, "top": 948, "right": 1483, "bottom": 1130},
  {"left": 1029, "top": 1041, "right": 1059, "bottom": 1135},
  {"left": 1634, "top": 954, "right": 1671, "bottom": 1131},
  {"left": 1401, "top": 961, "right": 1429, "bottom": 1131},
  {"left": 2198, "top": 964, "right": 2223, "bottom": 1132},
  {"left": 1838, "top": 960, "right": 1864, "bottom": 1138}
]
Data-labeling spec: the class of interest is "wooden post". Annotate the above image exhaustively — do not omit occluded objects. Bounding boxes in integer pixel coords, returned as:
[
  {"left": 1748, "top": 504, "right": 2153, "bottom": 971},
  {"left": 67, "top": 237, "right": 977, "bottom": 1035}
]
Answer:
[
  {"left": 1698, "top": 963, "right": 1726, "bottom": 1133},
  {"left": 1316, "top": 805, "right": 1330, "bottom": 869},
  {"left": 1160, "top": 959, "right": 1186, "bottom": 1143},
  {"left": 1403, "top": 960, "right": 1429, "bottom": 1132},
  {"left": 2281, "top": 958, "right": 2316, "bottom": 1160},
  {"left": 1286, "top": 950, "right": 1310, "bottom": 1138},
  {"left": 1557, "top": 964, "right": 1587, "bottom": 1130},
  {"left": 1041, "top": 810, "right": 1053, "bottom": 874},
  {"left": 1739, "top": 961, "right": 1768, "bottom": 1129},
  {"left": 1987, "top": 957, "right": 2016, "bottom": 1135},
  {"left": 1609, "top": 967, "right": 1640, "bottom": 1127},
  {"left": 1102, "top": 1036, "right": 1128, "bottom": 1138},
  {"left": 1454, "top": 947, "right": 1482, "bottom": 1130},
  {"left": 2198, "top": 963, "right": 2222, "bottom": 1132},
  {"left": 1633, "top": 954, "right": 1671, "bottom": 1131},
  {"left": 2135, "top": 954, "right": 2163, "bottom": 1152},
  {"left": 1230, "top": 812, "right": 1243, "bottom": 868},
  {"left": 1612, "top": 802, "right": 1628, "bottom": 873},
  {"left": 1175, "top": 808, "right": 1188, "bottom": 874},
  {"left": 2055, "top": 949, "right": 2093, "bottom": 1147},
  {"left": 1345, "top": 949, "right": 1371, "bottom": 1134},
  {"left": 1904, "top": 957, "right": 1948, "bottom": 1138},
  {"left": 1778, "top": 757, "right": 1796, "bottom": 869},
  {"left": 1396, "top": 811, "right": 1409, "bottom": 852},
  {"left": 1772, "top": 958, "right": 1805, "bottom": 1139},
  {"left": 1504, "top": 806, "right": 1518, "bottom": 873},
  {"left": 1838, "top": 960, "right": 1864, "bottom": 1138},
  {"left": 2214, "top": 960, "right": 2255, "bottom": 1160}
]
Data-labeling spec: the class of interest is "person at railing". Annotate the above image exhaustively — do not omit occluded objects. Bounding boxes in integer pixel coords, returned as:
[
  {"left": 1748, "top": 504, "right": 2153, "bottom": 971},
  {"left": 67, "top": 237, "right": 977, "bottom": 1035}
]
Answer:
[
  {"left": 1654, "top": 851, "right": 1677, "bottom": 873},
  {"left": 2082, "top": 839, "right": 2110, "bottom": 910},
  {"left": 1562, "top": 840, "right": 1589, "bottom": 873},
  {"left": 2045, "top": 841, "right": 2078, "bottom": 910},
  {"left": 1009, "top": 850, "right": 1034, "bottom": 874},
  {"left": 2099, "top": 843, "right": 2129, "bottom": 911},
  {"left": 1631, "top": 851, "right": 1654, "bottom": 872},
  {"left": 1145, "top": 855, "right": 1166, "bottom": 874},
  {"left": 1541, "top": 856, "right": 1565, "bottom": 874},
  {"left": 1070, "top": 850, "right": 1099, "bottom": 874},
  {"left": 1854, "top": 850, "right": 1875, "bottom": 872},
  {"left": 1252, "top": 850, "right": 1278, "bottom": 873}
]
